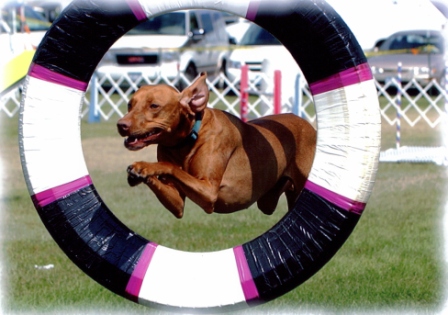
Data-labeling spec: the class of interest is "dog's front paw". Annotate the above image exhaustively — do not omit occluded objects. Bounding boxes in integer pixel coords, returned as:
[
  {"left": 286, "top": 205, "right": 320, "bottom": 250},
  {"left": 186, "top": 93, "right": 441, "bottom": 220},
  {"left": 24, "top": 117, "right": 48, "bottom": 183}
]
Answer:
[
  {"left": 127, "top": 162, "right": 161, "bottom": 186},
  {"left": 127, "top": 164, "right": 145, "bottom": 186},
  {"left": 127, "top": 162, "right": 154, "bottom": 186},
  {"left": 127, "top": 161, "right": 172, "bottom": 187}
]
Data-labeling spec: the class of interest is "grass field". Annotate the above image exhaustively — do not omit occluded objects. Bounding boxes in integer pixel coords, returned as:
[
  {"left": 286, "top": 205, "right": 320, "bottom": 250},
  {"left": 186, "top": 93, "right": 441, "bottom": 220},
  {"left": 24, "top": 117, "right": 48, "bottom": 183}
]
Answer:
[{"left": 1, "top": 99, "right": 447, "bottom": 314}]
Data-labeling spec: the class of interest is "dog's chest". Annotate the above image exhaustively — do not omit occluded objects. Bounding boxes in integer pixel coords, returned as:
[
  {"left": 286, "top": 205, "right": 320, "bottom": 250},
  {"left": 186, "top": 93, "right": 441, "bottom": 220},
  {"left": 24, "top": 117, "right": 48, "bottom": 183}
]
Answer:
[{"left": 158, "top": 145, "right": 199, "bottom": 171}]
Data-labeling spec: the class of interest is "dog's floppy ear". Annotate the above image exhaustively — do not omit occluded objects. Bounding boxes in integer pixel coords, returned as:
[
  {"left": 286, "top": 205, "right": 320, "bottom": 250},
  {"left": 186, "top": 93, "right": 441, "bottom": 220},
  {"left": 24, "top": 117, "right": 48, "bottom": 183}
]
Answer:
[{"left": 179, "top": 72, "right": 209, "bottom": 115}]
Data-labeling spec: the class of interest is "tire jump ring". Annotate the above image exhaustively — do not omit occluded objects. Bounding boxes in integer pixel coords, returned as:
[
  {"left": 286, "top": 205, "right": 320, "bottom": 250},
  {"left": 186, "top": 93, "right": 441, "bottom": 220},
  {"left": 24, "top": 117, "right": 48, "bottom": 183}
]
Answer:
[{"left": 19, "top": 0, "right": 381, "bottom": 312}]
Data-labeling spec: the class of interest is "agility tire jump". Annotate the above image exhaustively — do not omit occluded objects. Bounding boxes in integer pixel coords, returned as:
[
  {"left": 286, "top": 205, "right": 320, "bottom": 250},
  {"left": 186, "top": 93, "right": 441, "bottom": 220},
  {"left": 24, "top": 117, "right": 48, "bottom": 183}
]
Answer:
[{"left": 19, "top": 0, "right": 381, "bottom": 312}]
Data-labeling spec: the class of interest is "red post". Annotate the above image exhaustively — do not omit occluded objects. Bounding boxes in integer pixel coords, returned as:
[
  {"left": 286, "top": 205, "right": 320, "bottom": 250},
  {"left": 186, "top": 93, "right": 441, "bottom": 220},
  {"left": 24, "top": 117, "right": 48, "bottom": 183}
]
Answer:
[
  {"left": 240, "top": 65, "right": 249, "bottom": 122},
  {"left": 274, "top": 70, "right": 281, "bottom": 115}
]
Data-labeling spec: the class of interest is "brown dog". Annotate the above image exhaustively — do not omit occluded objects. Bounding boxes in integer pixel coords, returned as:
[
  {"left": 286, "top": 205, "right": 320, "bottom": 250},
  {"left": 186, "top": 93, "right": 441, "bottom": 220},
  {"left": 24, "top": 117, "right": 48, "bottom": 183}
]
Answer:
[{"left": 117, "top": 73, "right": 316, "bottom": 218}]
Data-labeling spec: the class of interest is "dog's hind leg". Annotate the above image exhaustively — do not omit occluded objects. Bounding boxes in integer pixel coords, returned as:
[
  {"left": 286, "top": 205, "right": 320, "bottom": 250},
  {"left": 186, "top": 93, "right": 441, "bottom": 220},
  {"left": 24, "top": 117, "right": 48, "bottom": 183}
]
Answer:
[
  {"left": 285, "top": 189, "right": 301, "bottom": 212},
  {"left": 257, "top": 177, "right": 293, "bottom": 215}
]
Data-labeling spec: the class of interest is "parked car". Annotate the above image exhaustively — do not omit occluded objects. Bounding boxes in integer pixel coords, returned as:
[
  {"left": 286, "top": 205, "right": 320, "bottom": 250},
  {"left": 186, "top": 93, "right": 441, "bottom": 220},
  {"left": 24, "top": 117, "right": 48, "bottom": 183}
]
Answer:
[
  {"left": 225, "top": 18, "right": 251, "bottom": 44},
  {"left": 368, "top": 30, "right": 445, "bottom": 85},
  {"left": 96, "top": 10, "right": 230, "bottom": 88},
  {"left": 227, "top": 23, "right": 279, "bottom": 84},
  {"left": 226, "top": 22, "right": 302, "bottom": 94},
  {"left": 221, "top": 12, "right": 240, "bottom": 25}
]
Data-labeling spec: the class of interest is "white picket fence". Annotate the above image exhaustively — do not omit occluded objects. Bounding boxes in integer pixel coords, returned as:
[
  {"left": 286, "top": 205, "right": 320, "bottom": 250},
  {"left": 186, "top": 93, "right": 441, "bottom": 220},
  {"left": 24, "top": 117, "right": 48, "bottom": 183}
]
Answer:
[
  {"left": 0, "top": 70, "right": 313, "bottom": 122},
  {"left": 2, "top": 69, "right": 446, "bottom": 125},
  {"left": 375, "top": 77, "right": 447, "bottom": 128},
  {"left": 2, "top": 69, "right": 447, "bottom": 164}
]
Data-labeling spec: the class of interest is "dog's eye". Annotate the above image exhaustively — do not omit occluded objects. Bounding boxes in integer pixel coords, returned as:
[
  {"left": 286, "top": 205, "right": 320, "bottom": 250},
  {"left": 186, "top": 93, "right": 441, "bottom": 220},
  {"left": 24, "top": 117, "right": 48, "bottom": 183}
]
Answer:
[
  {"left": 127, "top": 102, "right": 132, "bottom": 111},
  {"left": 149, "top": 104, "right": 160, "bottom": 110}
]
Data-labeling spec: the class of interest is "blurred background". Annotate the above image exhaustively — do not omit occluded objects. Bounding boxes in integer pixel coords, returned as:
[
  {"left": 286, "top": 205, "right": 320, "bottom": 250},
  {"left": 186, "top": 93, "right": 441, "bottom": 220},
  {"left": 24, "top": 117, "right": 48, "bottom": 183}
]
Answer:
[
  {"left": 2, "top": 0, "right": 448, "bottom": 314},
  {"left": 2, "top": 0, "right": 448, "bottom": 149}
]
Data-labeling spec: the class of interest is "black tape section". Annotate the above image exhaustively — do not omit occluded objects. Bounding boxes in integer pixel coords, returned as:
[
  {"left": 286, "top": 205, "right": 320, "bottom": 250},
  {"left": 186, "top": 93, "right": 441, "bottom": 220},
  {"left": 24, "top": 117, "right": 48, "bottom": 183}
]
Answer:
[
  {"left": 242, "top": 189, "right": 360, "bottom": 302},
  {"left": 33, "top": 185, "right": 148, "bottom": 298},
  {"left": 251, "top": 0, "right": 366, "bottom": 84},
  {"left": 32, "top": 0, "right": 140, "bottom": 83}
]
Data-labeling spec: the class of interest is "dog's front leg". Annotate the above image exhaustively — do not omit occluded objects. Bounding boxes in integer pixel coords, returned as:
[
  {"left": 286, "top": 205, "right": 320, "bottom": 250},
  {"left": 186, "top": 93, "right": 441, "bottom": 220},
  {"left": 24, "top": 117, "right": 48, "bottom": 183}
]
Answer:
[
  {"left": 127, "top": 162, "right": 186, "bottom": 218},
  {"left": 128, "top": 161, "right": 219, "bottom": 214},
  {"left": 146, "top": 176, "right": 186, "bottom": 218}
]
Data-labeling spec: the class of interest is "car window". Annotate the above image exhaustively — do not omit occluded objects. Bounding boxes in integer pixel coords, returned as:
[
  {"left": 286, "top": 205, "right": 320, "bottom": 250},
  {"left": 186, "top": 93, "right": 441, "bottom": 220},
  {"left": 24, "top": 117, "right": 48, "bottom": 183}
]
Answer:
[
  {"left": 384, "top": 33, "right": 443, "bottom": 53},
  {"left": 220, "top": 12, "right": 239, "bottom": 25},
  {"left": 200, "top": 12, "right": 213, "bottom": 33},
  {"left": 239, "top": 24, "right": 281, "bottom": 46},
  {"left": 212, "top": 11, "right": 228, "bottom": 43},
  {"left": 212, "top": 12, "right": 221, "bottom": 23},
  {"left": 128, "top": 12, "right": 186, "bottom": 35},
  {"left": 190, "top": 12, "right": 199, "bottom": 31}
]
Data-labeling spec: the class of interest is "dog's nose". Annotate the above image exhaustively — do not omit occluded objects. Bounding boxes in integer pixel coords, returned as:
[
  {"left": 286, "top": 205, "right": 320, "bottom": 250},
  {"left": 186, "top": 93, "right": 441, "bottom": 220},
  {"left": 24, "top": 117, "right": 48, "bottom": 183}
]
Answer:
[{"left": 117, "top": 119, "right": 131, "bottom": 136}]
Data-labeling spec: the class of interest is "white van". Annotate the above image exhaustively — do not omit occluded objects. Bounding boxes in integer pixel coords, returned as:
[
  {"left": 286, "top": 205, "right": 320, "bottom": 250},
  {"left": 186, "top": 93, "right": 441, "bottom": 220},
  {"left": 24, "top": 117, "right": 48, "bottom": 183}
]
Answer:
[{"left": 97, "top": 10, "right": 230, "bottom": 88}]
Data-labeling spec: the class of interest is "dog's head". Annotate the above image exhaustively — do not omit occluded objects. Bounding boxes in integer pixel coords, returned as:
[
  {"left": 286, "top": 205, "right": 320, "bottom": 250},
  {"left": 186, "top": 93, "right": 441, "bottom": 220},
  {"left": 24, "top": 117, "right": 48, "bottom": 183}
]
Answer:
[{"left": 117, "top": 72, "right": 209, "bottom": 150}]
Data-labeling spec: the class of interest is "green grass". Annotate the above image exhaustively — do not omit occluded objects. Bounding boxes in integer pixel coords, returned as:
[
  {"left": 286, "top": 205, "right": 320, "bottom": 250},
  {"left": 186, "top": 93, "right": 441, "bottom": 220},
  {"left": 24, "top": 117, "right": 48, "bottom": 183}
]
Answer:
[{"left": 1, "top": 97, "right": 447, "bottom": 314}]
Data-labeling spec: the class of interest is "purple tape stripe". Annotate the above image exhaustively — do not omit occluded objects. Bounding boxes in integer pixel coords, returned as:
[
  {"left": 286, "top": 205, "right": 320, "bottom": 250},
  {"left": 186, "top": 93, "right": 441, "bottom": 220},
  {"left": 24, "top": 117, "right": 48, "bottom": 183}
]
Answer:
[
  {"left": 126, "top": 0, "right": 147, "bottom": 21},
  {"left": 309, "top": 63, "right": 372, "bottom": 95},
  {"left": 233, "top": 245, "right": 259, "bottom": 302},
  {"left": 125, "top": 242, "right": 158, "bottom": 302},
  {"left": 305, "top": 180, "right": 366, "bottom": 215},
  {"left": 32, "top": 176, "right": 93, "bottom": 208},
  {"left": 29, "top": 63, "right": 88, "bottom": 91},
  {"left": 246, "top": 1, "right": 260, "bottom": 21}
]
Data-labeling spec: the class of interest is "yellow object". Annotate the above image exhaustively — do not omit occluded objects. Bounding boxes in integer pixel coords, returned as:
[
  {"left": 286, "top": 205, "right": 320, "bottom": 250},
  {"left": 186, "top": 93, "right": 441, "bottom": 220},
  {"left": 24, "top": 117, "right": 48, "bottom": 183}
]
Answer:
[{"left": 1, "top": 50, "right": 35, "bottom": 94}]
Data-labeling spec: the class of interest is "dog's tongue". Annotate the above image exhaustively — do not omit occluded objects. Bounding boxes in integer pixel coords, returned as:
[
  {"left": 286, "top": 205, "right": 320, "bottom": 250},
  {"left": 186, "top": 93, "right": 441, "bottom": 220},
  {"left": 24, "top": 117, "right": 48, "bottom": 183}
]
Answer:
[
  {"left": 127, "top": 137, "right": 139, "bottom": 145},
  {"left": 124, "top": 136, "right": 146, "bottom": 150},
  {"left": 124, "top": 130, "right": 161, "bottom": 150}
]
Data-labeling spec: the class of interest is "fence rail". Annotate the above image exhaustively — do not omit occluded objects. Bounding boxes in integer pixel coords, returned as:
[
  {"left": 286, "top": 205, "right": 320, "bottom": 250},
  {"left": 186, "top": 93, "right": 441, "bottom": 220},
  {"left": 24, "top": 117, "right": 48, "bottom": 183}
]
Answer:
[
  {"left": 3, "top": 68, "right": 448, "bottom": 164},
  {"left": 1, "top": 69, "right": 447, "bottom": 129}
]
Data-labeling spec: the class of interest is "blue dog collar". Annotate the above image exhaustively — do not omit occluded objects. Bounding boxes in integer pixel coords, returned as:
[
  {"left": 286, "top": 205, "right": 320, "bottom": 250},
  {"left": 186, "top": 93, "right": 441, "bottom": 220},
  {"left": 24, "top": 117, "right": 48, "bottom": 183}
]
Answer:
[{"left": 189, "top": 113, "right": 202, "bottom": 141}]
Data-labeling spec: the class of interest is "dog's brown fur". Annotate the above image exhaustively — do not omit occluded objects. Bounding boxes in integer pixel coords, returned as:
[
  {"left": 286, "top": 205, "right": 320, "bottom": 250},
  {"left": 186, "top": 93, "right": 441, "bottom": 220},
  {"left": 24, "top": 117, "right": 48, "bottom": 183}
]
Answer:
[{"left": 117, "top": 73, "right": 316, "bottom": 218}]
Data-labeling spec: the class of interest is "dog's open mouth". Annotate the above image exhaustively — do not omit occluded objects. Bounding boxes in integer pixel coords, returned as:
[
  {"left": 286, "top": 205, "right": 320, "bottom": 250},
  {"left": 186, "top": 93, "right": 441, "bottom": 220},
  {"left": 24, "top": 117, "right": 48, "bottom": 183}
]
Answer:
[{"left": 124, "top": 128, "right": 162, "bottom": 150}]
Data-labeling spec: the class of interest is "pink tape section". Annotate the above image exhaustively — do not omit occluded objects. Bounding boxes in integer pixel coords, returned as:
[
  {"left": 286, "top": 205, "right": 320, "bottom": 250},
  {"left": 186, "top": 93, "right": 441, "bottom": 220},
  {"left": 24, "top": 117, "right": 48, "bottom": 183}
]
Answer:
[
  {"left": 126, "top": 0, "right": 147, "bottom": 21},
  {"left": 125, "top": 242, "right": 158, "bottom": 302},
  {"left": 246, "top": 1, "right": 260, "bottom": 21},
  {"left": 29, "top": 63, "right": 88, "bottom": 91},
  {"left": 32, "top": 175, "right": 93, "bottom": 208},
  {"left": 309, "top": 63, "right": 373, "bottom": 95},
  {"left": 304, "top": 180, "right": 366, "bottom": 215},
  {"left": 233, "top": 245, "right": 259, "bottom": 303}
]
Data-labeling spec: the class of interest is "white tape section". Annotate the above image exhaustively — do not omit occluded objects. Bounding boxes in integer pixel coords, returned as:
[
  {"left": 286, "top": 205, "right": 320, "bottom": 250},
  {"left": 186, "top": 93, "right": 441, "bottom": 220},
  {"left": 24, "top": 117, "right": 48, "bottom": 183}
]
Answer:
[
  {"left": 308, "top": 79, "right": 381, "bottom": 204},
  {"left": 138, "top": 246, "right": 246, "bottom": 309},
  {"left": 135, "top": 0, "right": 251, "bottom": 18},
  {"left": 19, "top": 76, "right": 88, "bottom": 195}
]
